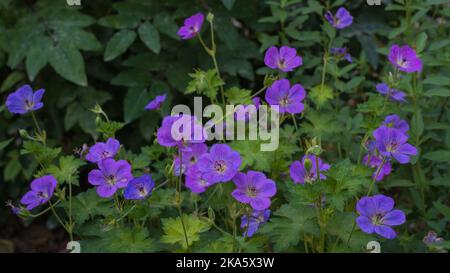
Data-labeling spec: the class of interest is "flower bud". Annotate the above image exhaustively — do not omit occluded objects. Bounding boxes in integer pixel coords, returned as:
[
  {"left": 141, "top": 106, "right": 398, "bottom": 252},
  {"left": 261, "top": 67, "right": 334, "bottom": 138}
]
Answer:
[
  {"left": 207, "top": 13, "right": 214, "bottom": 22},
  {"left": 303, "top": 157, "right": 313, "bottom": 171}
]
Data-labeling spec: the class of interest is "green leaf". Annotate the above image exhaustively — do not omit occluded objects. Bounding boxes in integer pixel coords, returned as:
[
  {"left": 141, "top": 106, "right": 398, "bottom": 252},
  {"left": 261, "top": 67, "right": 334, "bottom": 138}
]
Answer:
[
  {"left": 433, "top": 202, "right": 450, "bottom": 219},
  {"left": 309, "top": 85, "right": 333, "bottom": 107},
  {"left": 424, "top": 88, "right": 450, "bottom": 97},
  {"left": 0, "top": 71, "right": 24, "bottom": 93},
  {"left": 138, "top": 21, "right": 160, "bottom": 54},
  {"left": 49, "top": 43, "right": 87, "bottom": 86},
  {"left": 424, "top": 76, "right": 450, "bottom": 86},
  {"left": 45, "top": 156, "right": 85, "bottom": 186},
  {"left": 260, "top": 204, "right": 317, "bottom": 252},
  {"left": 0, "top": 138, "right": 13, "bottom": 151},
  {"left": 82, "top": 227, "right": 159, "bottom": 253},
  {"left": 186, "top": 69, "right": 224, "bottom": 100},
  {"left": 161, "top": 214, "right": 211, "bottom": 249},
  {"left": 104, "top": 29, "right": 137, "bottom": 61},
  {"left": 26, "top": 36, "right": 52, "bottom": 81},
  {"left": 423, "top": 150, "right": 450, "bottom": 162},
  {"left": 21, "top": 141, "right": 61, "bottom": 166},
  {"left": 415, "top": 32, "right": 427, "bottom": 53},
  {"left": 69, "top": 189, "right": 113, "bottom": 225},
  {"left": 225, "top": 87, "right": 252, "bottom": 104},
  {"left": 123, "top": 87, "right": 150, "bottom": 124}
]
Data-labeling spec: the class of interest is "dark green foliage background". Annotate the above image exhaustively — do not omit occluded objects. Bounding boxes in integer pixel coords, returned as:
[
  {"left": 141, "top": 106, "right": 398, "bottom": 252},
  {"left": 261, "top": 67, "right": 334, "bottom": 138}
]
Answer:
[{"left": 0, "top": 0, "right": 449, "bottom": 252}]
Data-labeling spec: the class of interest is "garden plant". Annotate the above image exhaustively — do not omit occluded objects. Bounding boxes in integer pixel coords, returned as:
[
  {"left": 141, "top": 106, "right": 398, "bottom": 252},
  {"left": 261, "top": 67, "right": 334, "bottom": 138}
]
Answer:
[{"left": 0, "top": 0, "right": 449, "bottom": 254}]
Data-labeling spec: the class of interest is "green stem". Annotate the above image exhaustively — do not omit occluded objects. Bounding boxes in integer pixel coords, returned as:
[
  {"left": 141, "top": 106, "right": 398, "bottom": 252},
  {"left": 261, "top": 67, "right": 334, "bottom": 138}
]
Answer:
[
  {"left": 28, "top": 199, "right": 61, "bottom": 218},
  {"left": 346, "top": 157, "right": 386, "bottom": 248},
  {"left": 49, "top": 200, "right": 72, "bottom": 240},
  {"left": 176, "top": 149, "right": 190, "bottom": 250},
  {"left": 251, "top": 86, "right": 268, "bottom": 98}
]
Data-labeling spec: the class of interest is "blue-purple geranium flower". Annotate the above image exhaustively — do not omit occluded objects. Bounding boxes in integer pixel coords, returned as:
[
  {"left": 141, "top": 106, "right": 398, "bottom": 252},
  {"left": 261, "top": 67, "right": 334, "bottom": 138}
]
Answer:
[
  {"left": 383, "top": 114, "right": 409, "bottom": 133},
  {"left": 363, "top": 154, "right": 392, "bottom": 181},
  {"left": 331, "top": 47, "right": 352, "bottom": 63},
  {"left": 231, "top": 171, "right": 277, "bottom": 210},
  {"left": 145, "top": 94, "right": 167, "bottom": 110},
  {"left": 85, "top": 138, "right": 120, "bottom": 163},
  {"left": 290, "top": 155, "right": 330, "bottom": 184},
  {"left": 265, "top": 79, "right": 306, "bottom": 114},
  {"left": 356, "top": 194, "right": 406, "bottom": 239},
  {"left": 185, "top": 164, "right": 214, "bottom": 194},
  {"left": 241, "top": 209, "right": 270, "bottom": 237},
  {"left": 325, "top": 7, "right": 353, "bottom": 29},
  {"left": 157, "top": 114, "right": 206, "bottom": 149},
  {"left": 264, "top": 46, "right": 302, "bottom": 72},
  {"left": 388, "top": 44, "right": 422, "bottom": 73},
  {"left": 174, "top": 143, "right": 208, "bottom": 176},
  {"left": 376, "top": 83, "right": 407, "bottom": 103},
  {"left": 197, "top": 144, "right": 241, "bottom": 183},
  {"left": 123, "top": 174, "right": 155, "bottom": 200},
  {"left": 88, "top": 159, "right": 133, "bottom": 198},
  {"left": 6, "top": 85, "right": 45, "bottom": 115},
  {"left": 373, "top": 126, "right": 417, "bottom": 164},
  {"left": 20, "top": 175, "right": 57, "bottom": 210},
  {"left": 177, "top": 12, "right": 204, "bottom": 40}
]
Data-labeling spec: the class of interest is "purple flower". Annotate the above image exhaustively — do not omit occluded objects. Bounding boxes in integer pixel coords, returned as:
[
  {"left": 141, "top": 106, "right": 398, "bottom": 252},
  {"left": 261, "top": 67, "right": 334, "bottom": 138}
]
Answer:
[
  {"left": 5, "top": 85, "right": 45, "bottom": 114},
  {"left": 185, "top": 164, "right": 214, "bottom": 194},
  {"left": 177, "top": 12, "right": 204, "bottom": 40},
  {"left": 157, "top": 115, "right": 206, "bottom": 149},
  {"left": 289, "top": 155, "right": 330, "bottom": 184},
  {"left": 325, "top": 7, "right": 353, "bottom": 29},
  {"left": 330, "top": 47, "right": 352, "bottom": 63},
  {"left": 123, "top": 174, "right": 155, "bottom": 200},
  {"left": 264, "top": 46, "right": 302, "bottom": 72},
  {"left": 88, "top": 159, "right": 133, "bottom": 198},
  {"left": 373, "top": 126, "right": 417, "bottom": 164},
  {"left": 376, "top": 83, "right": 407, "bottom": 103},
  {"left": 85, "top": 138, "right": 120, "bottom": 163},
  {"left": 423, "top": 231, "right": 444, "bottom": 246},
  {"left": 145, "top": 94, "right": 167, "bottom": 110},
  {"left": 383, "top": 114, "right": 409, "bottom": 133},
  {"left": 388, "top": 44, "right": 422, "bottom": 73},
  {"left": 197, "top": 144, "right": 241, "bottom": 183},
  {"left": 363, "top": 155, "right": 392, "bottom": 181},
  {"left": 241, "top": 209, "right": 270, "bottom": 237},
  {"left": 20, "top": 175, "right": 57, "bottom": 210},
  {"left": 265, "top": 79, "right": 306, "bottom": 114},
  {"left": 173, "top": 143, "right": 208, "bottom": 176},
  {"left": 356, "top": 194, "right": 406, "bottom": 239},
  {"left": 231, "top": 171, "right": 277, "bottom": 210}
]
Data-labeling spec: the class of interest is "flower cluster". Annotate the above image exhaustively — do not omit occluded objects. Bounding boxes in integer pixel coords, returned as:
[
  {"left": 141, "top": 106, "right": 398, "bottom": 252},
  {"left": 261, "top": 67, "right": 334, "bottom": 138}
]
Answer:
[{"left": 85, "top": 138, "right": 155, "bottom": 200}]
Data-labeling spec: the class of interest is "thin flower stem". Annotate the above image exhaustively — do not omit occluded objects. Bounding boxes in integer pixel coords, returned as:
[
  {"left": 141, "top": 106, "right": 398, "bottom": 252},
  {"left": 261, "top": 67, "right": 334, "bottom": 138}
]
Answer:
[
  {"left": 346, "top": 157, "right": 386, "bottom": 248},
  {"left": 31, "top": 111, "right": 46, "bottom": 144},
  {"left": 28, "top": 199, "right": 61, "bottom": 218},
  {"left": 115, "top": 203, "right": 137, "bottom": 223},
  {"left": 291, "top": 114, "right": 298, "bottom": 131},
  {"left": 68, "top": 177, "right": 74, "bottom": 241},
  {"left": 48, "top": 200, "right": 72, "bottom": 239},
  {"left": 251, "top": 86, "right": 268, "bottom": 98},
  {"left": 197, "top": 25, "right": 225, "bottom": 105},
  {"left": 176, "top": 149, "right": 190, "bottom": 250}
]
